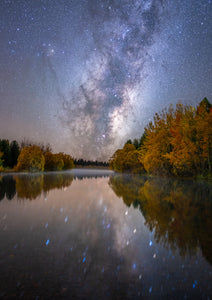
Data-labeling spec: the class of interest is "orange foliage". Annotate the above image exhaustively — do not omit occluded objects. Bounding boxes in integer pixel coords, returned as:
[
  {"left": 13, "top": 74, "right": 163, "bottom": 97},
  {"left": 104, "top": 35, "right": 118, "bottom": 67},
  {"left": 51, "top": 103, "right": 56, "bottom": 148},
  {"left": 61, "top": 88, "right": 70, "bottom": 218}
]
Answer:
[
  {"left": 44, "top": 151, "right": 74, "bottom": 171},
  {"left": 109, "top": 144, "right": 144, "bottom": 173},
  {"left": 110, "top": 98, "right": 212, "bottom": 177},
  {"left": 15, "top": 146, "right": 45, "bottom": 172}
]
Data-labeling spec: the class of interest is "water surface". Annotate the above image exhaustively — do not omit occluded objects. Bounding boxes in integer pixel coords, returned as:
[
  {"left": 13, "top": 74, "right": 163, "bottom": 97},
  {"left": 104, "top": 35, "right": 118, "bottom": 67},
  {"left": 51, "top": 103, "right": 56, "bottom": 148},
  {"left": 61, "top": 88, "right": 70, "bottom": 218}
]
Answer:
[{"left": 0, "top": 170, "right": 212, "bottom": 299}]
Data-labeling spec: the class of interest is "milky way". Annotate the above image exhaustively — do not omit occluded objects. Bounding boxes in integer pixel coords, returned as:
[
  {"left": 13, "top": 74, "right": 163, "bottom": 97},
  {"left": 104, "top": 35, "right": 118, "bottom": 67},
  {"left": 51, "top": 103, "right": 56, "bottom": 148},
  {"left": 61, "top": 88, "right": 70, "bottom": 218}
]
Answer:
[{"left": 0, "top": 0, "right": 211, "bottom": 160}]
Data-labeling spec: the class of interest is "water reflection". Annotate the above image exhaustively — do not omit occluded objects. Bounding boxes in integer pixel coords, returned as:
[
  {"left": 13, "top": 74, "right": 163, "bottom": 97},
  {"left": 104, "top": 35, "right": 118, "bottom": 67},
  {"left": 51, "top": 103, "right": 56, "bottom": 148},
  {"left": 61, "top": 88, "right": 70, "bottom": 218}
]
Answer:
[
  {"left": 0, "top": 171, "right": 212, "bottom": 299},
  {"left": 0, "top": 173, "right": 74, "bottom": 200},
  {"left": 109, "top": 175, "right": 212, "bottom": 265},
  {"left": 0, "top": 175, "right": 16, "bottom": 200}
]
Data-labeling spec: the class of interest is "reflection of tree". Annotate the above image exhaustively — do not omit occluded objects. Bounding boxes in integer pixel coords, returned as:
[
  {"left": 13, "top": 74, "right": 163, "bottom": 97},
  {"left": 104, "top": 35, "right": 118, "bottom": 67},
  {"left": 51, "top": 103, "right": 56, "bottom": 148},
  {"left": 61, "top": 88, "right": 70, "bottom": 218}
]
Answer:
[
  {"left": 43, "top": 173, "right": 74, "bottom": 192},
  {"left": 14, "top": 174, "right": 44, "bottom": 200},
  {"left": 109, "top": 174, "right": 147, "bottom": 206},
  {"left": 0, "top": 175, "right": 16, "bottom": 200},
  {"left": 0, "top": 173, "right": 111, "bottom": 201},
  {"left": 109, "top": 175, "right": 212, "bottom": 265},
  {"left": 0, "top": 173, "right": 74, "bottom": 200}
]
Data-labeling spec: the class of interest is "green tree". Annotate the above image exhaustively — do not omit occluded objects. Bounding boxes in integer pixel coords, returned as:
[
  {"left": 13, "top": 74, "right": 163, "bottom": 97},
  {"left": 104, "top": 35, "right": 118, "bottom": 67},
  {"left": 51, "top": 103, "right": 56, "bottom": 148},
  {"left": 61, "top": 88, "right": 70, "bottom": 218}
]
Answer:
[
  {"left": 0, "top": 139, "right": 11, "bottom": 167},
  {"left": 0, "top": 152, "right": 4, "bottom": 172},
  {"left": 133, "top": 139, "right": 139, "bottom": 149},
  {"left": 10, "top": 140, "right": 20, "bottom": 168}
]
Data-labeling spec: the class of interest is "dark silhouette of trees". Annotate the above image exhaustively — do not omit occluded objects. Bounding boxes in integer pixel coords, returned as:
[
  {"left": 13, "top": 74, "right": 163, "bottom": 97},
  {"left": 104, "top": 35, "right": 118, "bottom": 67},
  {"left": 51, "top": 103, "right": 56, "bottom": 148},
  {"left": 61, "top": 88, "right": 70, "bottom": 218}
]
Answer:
[
  {"left": 0, "top": 139, "right": 20, "bottom": 168},
  {"left": 0, "top": 139, "right": 11, "bottom": 167},
  {"left": 10, "top": 140, "right": 20, "bottom": 167},
  {"left": 0, "top": 175, "right": 16, "bottom": 201},
  {"left": 74, "top": 159, "right": 109, "bottom": 168}
]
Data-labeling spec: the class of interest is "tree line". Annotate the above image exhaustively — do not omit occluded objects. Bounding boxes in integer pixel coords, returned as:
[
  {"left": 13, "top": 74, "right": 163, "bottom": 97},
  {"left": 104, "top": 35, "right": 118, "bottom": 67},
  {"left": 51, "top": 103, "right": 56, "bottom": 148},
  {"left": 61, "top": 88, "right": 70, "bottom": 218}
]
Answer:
[
  {"left": 109, "top": 98, "right": 212, "bottom": 178},
  {"left": 74, "top": 158, "right": 109, "bottom": 168},
  {"left": 0, "top": 139, "right": 74, "bottom": 172}
]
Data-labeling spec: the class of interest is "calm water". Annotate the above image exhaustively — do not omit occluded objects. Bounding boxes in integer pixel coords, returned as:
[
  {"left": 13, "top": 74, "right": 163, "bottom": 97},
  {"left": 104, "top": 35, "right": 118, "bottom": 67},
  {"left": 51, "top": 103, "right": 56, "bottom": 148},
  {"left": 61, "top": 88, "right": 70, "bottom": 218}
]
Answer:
[{"left": 0, "top": 170, "right": 212, "bottom": 299}]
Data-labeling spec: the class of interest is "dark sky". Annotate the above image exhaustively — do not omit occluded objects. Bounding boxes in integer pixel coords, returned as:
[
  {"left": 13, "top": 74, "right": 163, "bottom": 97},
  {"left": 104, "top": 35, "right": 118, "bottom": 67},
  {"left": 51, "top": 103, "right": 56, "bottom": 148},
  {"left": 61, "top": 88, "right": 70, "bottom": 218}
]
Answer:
[{"left": 0, "top": 0, "right": 211, "bottom": 160}]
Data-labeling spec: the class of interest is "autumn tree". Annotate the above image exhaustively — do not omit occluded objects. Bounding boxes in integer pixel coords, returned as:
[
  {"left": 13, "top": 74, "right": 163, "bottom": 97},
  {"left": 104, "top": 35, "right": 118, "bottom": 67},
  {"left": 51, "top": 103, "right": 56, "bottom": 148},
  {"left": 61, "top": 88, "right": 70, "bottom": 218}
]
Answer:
[
  {"left": 110, "top": 98, "right": 212, "bottom": 177},
  {"left": 20, "top": 139, "right": 52, "bottom": 153},
  {"left": 57, "top": 152, "right": 74, "bottom": 170},
  {"left": 44, "top": 152, "right": 64, "bottom": 171},
  {"left": 110, "top": 143, "right": 144, "bottom": 173},
  {"left": 163, "top": 104, "right": 198, "bottom": 176},
  {"left": 139, "top": 108, "right": 173, "bottom": 175},
  {"left": 15, "top": 145, "right": 45, "bottom": 172}
]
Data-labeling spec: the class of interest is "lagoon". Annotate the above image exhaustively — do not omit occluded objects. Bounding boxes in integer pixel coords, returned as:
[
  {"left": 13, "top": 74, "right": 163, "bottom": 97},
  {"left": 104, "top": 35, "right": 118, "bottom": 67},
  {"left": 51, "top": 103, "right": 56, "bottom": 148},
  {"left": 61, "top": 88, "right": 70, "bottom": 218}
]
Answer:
[{"left": 0, "top": 170, "right": 212, "bottom": 299}]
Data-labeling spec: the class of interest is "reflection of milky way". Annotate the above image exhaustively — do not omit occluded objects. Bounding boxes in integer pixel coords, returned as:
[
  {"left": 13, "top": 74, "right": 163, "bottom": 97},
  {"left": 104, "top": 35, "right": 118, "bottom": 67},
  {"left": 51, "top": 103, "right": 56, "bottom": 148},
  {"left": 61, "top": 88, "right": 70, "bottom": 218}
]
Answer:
[
  {"left": 61, "top": 0, "right": 165, "bottom": 158},
  {"left": 1, "top": 175, "right": 212, "bottom": 298},
  {"left": 0, "top": 0, "right": 212, "bottom": 160}
]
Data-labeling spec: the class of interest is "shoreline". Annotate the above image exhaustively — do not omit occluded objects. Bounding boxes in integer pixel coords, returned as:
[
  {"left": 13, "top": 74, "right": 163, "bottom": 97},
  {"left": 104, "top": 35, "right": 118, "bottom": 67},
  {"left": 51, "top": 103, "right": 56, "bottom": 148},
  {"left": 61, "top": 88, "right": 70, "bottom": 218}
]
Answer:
[
  {"left": 1, "top": 168, "right": 211, "bottom": 181},
  {"left": 0, "top": 168, "right": 114, "bottom": 176}
]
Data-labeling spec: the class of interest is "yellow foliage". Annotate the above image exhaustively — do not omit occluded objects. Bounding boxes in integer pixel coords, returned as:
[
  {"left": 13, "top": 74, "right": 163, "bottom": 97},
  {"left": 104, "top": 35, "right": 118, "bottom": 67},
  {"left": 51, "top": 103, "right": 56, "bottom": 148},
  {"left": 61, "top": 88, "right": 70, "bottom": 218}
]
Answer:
[
  {"left": 15, "top": 174, "right": 44, "bottom": 199},
  {"left": 15, "top": 146, "right": 45, "bottom": 172},
  {"left": 44, "top": 151, "right": 63, "bottom": 171},
  {"left": 13, "top": 173, "right": 74, "bottom": 199},
  {"left": 57, "top": 152, "right": 75, "bottom": 170},
  {"left": 110, "top": 99, "right": 212, "bottom": 177},
  {"left": 109, "top": 144, "right": 144, "bottom": 173},
  {"left": 110, "top": 174, "right": 212, "bottom": 260},
  {"left": 44, "top": 151, "right": 74, "bottom": 171}
]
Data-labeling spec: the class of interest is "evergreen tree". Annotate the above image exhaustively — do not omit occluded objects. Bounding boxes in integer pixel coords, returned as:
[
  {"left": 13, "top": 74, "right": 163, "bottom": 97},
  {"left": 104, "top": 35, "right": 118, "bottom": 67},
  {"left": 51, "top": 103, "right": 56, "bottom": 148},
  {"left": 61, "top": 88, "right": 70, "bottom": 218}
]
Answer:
[
  {"left": 10, "top": 140, "right": 20, "bottom": 168},
  {"left": 133, "top": 139, "right": 139, "bottom": 149},
  {"left": 0, "top": 139, "right": 11, "bottom": 167}
]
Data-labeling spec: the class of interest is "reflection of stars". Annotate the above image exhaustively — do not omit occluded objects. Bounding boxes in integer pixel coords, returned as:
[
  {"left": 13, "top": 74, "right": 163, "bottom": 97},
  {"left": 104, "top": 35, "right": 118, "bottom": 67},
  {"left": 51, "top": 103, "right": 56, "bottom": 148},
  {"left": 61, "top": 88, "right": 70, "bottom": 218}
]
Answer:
[{"left": 47, "top": 48, "right": 55, "bottom": 57}]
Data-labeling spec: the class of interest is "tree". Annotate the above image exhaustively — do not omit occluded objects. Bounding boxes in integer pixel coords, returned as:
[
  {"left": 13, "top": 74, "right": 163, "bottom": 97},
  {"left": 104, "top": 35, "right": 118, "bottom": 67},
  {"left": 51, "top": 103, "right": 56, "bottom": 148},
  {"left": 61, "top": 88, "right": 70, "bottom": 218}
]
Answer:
[
  {"left": 44, "top": 152, "right": 64, "bottom": 171},
  {"left": 125, "top": 139, "right": 132, "bottom": 145},
  {"left": 0, "top": 152, "right": 4, "bottom": 172},
  {"left": 198, "top": 97, "right": 212, "bottom": 113},
  {"left": 20, "top": 139, "right": 52, "bottom": 153},
  {"left": 110, "top": 143, "right": 145, "bottom": 173},
  {"left": 139, "top": 131, "right": 147, "bottom": 148},
  {"left": 110, "top": 98, "right": 212, "bottom": 177},
  {"left": 0, "top": 139, "right": 11, "bottom": 167},
  {"left": 164, "top": 105, "right": 198, "bottom": 176},
  {"left": 57, "top": 152, "right": 74, "bottom": 170},
  {"left": 139, "top": 109, "right": 173, "bottom": 175},
  {"left": 15, "top": 146, "right": 45, "bottom": 172},
  {"left": 10, "top": 140, "right": 20, "bottom": 168},
  {"left": 132, "top": 139, "right": 139, "bottom": 149}
]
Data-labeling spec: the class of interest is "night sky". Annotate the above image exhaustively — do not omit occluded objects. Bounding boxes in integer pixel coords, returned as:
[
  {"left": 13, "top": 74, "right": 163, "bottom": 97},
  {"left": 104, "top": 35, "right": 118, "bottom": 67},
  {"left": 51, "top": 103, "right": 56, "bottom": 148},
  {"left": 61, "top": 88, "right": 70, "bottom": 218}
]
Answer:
[{"left": 0, "top": 0, "right": 211, "bottom": 160}]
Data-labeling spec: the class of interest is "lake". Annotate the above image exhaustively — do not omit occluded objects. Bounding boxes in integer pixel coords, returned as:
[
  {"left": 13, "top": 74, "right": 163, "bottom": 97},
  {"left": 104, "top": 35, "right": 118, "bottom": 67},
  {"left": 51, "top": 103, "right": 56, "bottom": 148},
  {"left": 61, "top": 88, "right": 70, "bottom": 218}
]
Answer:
[{"left": 0, "top": 169, "right": 212, "bottom": 299}]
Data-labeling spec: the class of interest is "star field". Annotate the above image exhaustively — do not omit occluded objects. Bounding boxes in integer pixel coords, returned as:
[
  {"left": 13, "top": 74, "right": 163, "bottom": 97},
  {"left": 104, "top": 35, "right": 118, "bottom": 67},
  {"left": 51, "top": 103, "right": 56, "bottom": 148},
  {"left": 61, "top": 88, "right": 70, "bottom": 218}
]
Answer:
[{"left": 0, "top": 0, "right": 211, "bottom": 160}]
